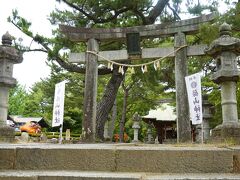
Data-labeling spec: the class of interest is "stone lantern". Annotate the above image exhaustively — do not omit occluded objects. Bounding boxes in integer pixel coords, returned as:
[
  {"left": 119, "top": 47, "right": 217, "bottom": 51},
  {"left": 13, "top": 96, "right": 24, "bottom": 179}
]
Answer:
[
  {"left": 146, "top": 124, "right": 154, "bottom": 144},
  {"left": 202, "top": 95, "right": 213, "bottom": 141},
  {"left": 205, "top": 23, "right": 240, "bottom": 143},
  {"left": 0, "top": 32, "right": 23, "bottom": 142},
  {"left": 195, "top": 95, "right": 213, "bottom": 143},
  {"left": 132, "top": 112, "right": 141, "bottom": 143}
]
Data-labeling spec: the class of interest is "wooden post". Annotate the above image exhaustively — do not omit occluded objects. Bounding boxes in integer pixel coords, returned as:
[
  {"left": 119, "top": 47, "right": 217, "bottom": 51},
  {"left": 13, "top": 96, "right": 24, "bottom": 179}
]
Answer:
[
  {"left": 82, "top": 38, "right": 98, "bottom": 142},
  {"left": 174, "top": 32, "right": 191, "bottom": 143}
]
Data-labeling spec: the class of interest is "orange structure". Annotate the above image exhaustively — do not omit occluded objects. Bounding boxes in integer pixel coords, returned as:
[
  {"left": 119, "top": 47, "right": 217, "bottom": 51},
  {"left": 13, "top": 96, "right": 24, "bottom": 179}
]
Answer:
[{"left": 20, "top": 121, "right": 41, "bottom": 134}]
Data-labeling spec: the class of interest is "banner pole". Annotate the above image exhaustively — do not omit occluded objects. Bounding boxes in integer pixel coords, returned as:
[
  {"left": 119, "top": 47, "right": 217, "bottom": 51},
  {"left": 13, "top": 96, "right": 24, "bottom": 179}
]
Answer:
[
  {"left": 201, "top": 121, "right": 204, "bottom": 144},
  {"left": 59, "top": 124, "right": 63, "bottom": 144}
]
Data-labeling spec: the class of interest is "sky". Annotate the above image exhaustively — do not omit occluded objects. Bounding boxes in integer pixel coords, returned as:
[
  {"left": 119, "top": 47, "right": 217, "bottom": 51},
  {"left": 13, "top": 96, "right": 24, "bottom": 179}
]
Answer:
[
  {"left": 0, "top": 0, "right": 58, "bottom": 90},
  {"left": 0, "top": 0, "right": 230, "bottom": 91}
]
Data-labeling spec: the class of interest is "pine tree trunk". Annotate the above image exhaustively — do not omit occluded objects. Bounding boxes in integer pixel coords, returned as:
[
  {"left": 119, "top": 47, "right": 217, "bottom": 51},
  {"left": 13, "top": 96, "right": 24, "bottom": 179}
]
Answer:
[
  {"left": 108, "top": 99, "right": 117, "bottom": 140},
  {"left": 96, "top": 66, "right": 125, "bottom": 140}
]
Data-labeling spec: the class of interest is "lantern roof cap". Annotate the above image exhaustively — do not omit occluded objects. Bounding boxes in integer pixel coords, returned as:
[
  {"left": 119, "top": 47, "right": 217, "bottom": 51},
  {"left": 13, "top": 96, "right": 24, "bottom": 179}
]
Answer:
[
  {"left": 219, "top": 22, "right": 231, "bottom": 36},
  {"left": 2, "top": 31, "right": 13, "bottom": 46},
  {"left": 205, "top": 23, "right": 240, "bottom": 57}
]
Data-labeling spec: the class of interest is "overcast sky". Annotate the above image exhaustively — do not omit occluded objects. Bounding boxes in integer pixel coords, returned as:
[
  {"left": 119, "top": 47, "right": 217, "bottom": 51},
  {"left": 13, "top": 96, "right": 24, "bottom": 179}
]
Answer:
[
  {"left": 0, "top": 0, "right": 58, "bottom": 90},
  {"left": 0, "top": 0, "right": 230, "bottom": 91}
]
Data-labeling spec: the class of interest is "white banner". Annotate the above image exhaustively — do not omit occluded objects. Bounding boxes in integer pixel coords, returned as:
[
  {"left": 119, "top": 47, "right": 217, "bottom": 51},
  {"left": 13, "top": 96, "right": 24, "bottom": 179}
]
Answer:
[
  {"left": 52, "top": 81, "right": 66, "bottom": 127},
  {"left": 185, "top": 73, "right": 202, "bottom": 125}
]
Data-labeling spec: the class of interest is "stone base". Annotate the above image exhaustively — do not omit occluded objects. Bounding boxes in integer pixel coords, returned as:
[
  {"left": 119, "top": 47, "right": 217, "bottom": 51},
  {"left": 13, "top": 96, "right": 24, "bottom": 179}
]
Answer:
[
  {"left": 211, "top": 122, "right": 240, "bottom": 144},
  {"left": 0, "top": 126, "right": 15, "bottom": 143},
  {"left": 131, "top": 140, "right": 140, "bottom": 143}
]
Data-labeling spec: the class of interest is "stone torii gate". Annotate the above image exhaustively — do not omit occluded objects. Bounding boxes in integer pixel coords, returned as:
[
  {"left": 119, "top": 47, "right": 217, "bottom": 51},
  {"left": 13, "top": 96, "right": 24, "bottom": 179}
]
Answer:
[{"left": 60, "top": 13, "right": 215, "bottom": 142}]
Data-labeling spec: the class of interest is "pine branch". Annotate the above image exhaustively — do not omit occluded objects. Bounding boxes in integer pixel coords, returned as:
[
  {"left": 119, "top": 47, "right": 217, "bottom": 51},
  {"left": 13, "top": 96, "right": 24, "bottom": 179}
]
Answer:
[
  {"left": 167, "top": 3, "right": 181, "bottom": 20},
  {"left": 62, "top": 0, "right": 131, "bottom": 24},
  {"left": 10, "top": 19, "right": 111, "bottom": 75},
  {"left": 145, "top": 0, "right": 170, "bottom": 24}
]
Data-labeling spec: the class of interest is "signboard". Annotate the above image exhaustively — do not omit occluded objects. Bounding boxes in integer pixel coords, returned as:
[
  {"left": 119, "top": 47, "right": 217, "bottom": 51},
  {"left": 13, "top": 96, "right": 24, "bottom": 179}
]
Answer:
[
  {"left": 52, "top": 81, "right": 66, "bottom": 127},
  {"left": 185, "top": 73, "right": 202, "bottom": 125}
]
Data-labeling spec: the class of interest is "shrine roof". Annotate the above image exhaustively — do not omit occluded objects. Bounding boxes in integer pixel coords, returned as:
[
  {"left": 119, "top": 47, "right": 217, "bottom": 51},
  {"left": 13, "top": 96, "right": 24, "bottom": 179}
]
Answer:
[{"left": 142, "top": 104, "right": 176, "bottom": 121}]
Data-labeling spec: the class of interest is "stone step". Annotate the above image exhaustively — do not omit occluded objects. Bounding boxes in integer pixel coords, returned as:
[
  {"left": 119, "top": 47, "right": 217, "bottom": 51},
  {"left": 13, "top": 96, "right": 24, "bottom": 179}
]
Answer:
[
  {"left": 1, "top": 143, "right": 240, "bottom": 173},
  {"left": 0, "top": 170, "right": 240, "bottom": 180}
]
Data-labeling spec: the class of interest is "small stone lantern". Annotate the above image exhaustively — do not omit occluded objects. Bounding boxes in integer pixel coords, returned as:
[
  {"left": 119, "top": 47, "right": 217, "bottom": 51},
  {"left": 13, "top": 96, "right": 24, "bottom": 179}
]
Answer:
[
  {"left": 146, "top": 124, "right": 154, "bottom": 144},
  {"left": 205, "top": 23, "right": 240, "bottom": 143},
  {"left": 0, "top": 32, "right": 23, "bottom": 142},
  {"left": 202, "top": 95, "right": 213, "bottom": 141},
  {"left": 132, "top": 112, "right": 141, "bottom": 143},
  {"left": 195, "top": 95, "right": 213, "bottom": 143}
]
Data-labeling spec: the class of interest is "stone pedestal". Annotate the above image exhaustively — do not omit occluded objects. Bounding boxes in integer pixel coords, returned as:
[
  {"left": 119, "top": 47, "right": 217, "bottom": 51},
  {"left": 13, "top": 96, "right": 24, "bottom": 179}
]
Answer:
[
  {"left": 0, "top": 126, "right": 15, "bottom": 142},
  {"left": 212, "top": 81, "right": 240, "bottom": 143},
  {"left": 212, "top": 123, "right": 240, "bottom": 143}
]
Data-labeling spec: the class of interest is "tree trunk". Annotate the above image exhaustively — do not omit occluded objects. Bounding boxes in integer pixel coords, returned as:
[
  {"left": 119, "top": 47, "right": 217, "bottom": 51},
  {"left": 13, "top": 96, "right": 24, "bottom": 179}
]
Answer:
[
  {"left": 119, "top": 89, "right": 128, "bottom": 142},
  {"left": 96, "top": 65, "right": 125, "bottom": 140},
  {"left": 108, "top": 98, "right": 117, "bottom": 140}
]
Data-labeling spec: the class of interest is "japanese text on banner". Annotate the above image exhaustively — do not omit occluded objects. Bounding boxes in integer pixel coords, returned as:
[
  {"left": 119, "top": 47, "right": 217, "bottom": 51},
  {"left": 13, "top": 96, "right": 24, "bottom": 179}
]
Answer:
[
  {"left": 185, "top": 73, "right": 202, "bottom": 125},
  {"left": 52, "top": 81, "right": 66, "bottom": 127}
]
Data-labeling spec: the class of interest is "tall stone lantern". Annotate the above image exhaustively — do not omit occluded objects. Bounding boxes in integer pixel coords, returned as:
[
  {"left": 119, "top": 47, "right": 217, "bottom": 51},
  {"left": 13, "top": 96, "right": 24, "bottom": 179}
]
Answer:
[
  {"left": 0, "top": 32, "right": 23, "bottom": 142},
  {"left": 205, "top": 23, "right": 240, "bottom": 143}
]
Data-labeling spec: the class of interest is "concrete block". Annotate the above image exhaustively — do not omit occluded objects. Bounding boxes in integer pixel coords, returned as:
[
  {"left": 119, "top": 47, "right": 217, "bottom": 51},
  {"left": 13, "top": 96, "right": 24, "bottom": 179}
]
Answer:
[
  {"left": 15, "top": 148, "right": 116, "bottom": 171},
  {"left": 232, "top": 147, "right": 240, "bottom": 173},
  {"left": 115, "top": 147, "right": 233, "bottom": 173},
  {"left": 0, "top": 148, "right": 15, "bottom": 170}
]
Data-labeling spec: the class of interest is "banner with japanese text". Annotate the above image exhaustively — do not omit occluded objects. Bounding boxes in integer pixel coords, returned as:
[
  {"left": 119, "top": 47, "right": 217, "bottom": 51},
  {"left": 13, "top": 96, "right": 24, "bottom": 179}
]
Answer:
[
  {"left": 52, "top": 81, "right": 66, "bottom": 127},
  {"left": 185, "top": 73, "right": 202, "bottom": 125}
]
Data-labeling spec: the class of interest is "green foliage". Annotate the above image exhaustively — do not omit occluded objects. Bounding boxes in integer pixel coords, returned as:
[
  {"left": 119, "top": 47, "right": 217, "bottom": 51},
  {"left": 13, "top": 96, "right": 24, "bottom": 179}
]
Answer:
[
  {"left": 186, "top": 0, "right": 219, "bottom": 16},
  {"left": 8, "top": 84, "right": 28, "bottom": 116},
  {"left": 198, "top": 23, "right": 219, "bottom": 45}
]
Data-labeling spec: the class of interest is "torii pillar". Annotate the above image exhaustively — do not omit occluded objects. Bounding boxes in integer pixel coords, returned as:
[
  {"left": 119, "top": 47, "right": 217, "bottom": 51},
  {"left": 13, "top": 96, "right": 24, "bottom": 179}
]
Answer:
[
  {"left": 82, "top": 38, "right": 98, "bottom": 142},
  {"left": 175, "top": 32, "right": 191, "bottom": 143}
]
